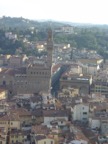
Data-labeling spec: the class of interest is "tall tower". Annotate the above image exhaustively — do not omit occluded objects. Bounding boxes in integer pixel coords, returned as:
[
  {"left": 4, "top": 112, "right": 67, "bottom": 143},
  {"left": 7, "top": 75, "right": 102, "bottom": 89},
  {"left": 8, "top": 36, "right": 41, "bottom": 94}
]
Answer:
[{"left": 46, "top": 28, "right": 53, "bottom": 69}]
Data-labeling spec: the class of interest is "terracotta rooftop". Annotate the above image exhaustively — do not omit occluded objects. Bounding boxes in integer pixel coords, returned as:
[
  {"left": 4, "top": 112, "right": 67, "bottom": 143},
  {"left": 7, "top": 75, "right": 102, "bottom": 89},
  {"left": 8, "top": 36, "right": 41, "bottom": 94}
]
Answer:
[
  {"left": 31, "top": 125, "right": 50, "bottom": 135},
  {"left": 35, "top": 135, "right": 46, "bottom": 141},
  {"left": 10, "top": 108, "right": 31, "bottom": 116},
  {"left": 0, "top": 113, "right": 20, "bottom": 121}
]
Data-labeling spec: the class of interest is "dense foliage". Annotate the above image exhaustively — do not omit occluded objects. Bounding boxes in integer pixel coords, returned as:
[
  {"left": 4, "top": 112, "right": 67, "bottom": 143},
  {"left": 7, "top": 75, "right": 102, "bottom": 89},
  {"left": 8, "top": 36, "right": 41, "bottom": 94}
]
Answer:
[{"left": 0, "top": 17, "right": 108, "bottom": 58}]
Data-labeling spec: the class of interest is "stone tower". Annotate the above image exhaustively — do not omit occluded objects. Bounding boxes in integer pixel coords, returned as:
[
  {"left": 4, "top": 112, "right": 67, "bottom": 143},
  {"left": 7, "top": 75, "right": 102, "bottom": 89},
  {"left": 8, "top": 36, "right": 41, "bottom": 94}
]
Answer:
[{"left": 46, "top": 28, "right": 53, "bottom": 69}]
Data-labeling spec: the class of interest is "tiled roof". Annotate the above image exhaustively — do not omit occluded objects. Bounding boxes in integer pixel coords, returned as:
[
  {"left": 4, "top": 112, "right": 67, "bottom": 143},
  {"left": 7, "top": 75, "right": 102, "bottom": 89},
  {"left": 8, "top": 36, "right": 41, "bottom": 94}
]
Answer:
[
  {"left": 43, "top": 110, "right": 68, "bottom": 117},
  {"left": 35, "top": 135, "right": 46, "bottom": 141},
  {"left": 32, "top": 125, "right": 50, "bottom": 135},
  {"left": 0, "top": 113, "right": 20, "bottom": 121},
  {"left": 10, "top": 108, "right": 31, "bottom": 116}
]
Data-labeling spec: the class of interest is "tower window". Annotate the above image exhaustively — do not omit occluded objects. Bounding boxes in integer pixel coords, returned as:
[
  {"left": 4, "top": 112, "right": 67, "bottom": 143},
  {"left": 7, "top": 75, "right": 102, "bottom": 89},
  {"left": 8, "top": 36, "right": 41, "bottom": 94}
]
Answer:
[{"left": 3, "top": 81, "right": 6, "bottom": 85}]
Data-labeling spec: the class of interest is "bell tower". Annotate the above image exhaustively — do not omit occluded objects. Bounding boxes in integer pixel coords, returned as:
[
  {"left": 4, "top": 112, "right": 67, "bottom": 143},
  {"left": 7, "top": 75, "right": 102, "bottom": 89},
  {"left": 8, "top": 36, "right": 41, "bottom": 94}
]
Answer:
[{"left": 46, "top": 28, "right": 53, "bottom": 69}]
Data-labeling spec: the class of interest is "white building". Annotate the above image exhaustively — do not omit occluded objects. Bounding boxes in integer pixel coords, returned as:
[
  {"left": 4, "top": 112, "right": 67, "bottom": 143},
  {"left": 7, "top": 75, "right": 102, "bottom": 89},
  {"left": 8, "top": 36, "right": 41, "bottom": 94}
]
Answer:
[
  {"left": 101, "top": 119, "right": 108, "bottom": 135},
  {"left": 89, "top": 117, "right": 101, "bottom": 129},
  {"left": 70, "top": 64, "right": 82, "bottom": 74},
  {"left": 62, "top": 25, "right": 74, "bottom": 34},
  {"left": 69, "top": 140, "right": 88, "bottom": 144},
  {"left": 89, "top": 115, "right": 108, "bottom": 135},
  {"left": 5, "top": 32, "right": 17, "bottom": 40},
  {"left": 72, "top": 103, "right": 89, "bottom": 122},
  {"left": 43, "top": 110, "right": 68, "bottom": 125}
]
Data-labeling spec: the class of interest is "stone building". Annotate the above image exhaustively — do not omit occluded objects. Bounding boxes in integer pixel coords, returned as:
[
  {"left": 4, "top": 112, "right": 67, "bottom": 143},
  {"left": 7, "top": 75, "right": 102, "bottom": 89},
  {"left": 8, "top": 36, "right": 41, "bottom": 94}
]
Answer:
[
  {"left": 0, "top": 29, "right": 53, "bottom": 95},
  {"left": 60, "top": 73, "right": 92, "bottom": 95}
]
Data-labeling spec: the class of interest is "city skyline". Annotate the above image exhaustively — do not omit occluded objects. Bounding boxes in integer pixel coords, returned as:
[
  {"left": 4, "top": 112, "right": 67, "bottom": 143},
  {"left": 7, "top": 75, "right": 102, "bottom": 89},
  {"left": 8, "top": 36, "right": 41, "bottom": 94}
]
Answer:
[{"left": 0, "top": 0, "right": 108, "bottom": 24}]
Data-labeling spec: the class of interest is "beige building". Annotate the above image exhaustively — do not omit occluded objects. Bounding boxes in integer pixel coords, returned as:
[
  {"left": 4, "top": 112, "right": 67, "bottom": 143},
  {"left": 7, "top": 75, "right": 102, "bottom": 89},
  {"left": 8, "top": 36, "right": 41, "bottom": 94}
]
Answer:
[
  {"left": 78, "top": 58, "right": 103, "bottom": 75},
  {"left": 60, "top": 73, "right": 92, "bottom": 95},
  {"left": 10, "top": 108, "right": 32, "bottom": 125},
  {"left": 0, "top": 88, "right": 7, "bottom": 100},
  {"left": 9, "top": 130, "right": 28, "bottom": 144},
  {"left": 35, "top": 137, "right": 55, "bottom": 144},
  {"left": 0, "top": 113, "right": 20, "bottom": 132}
]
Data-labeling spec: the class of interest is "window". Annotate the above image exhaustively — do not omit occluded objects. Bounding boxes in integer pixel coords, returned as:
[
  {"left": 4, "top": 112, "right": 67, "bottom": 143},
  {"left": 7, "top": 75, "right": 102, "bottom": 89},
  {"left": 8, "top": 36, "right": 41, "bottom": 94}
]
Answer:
[
  {"left": 11, "top": 122, "right": 13, "bottom": 125},
  {"left": 51, "top": 141, "right": 53, "bottom": 144},
  {"left": 83, "top": 118, "right": 87, "bottom": 120},
  {"left": 83, "top": 112, "right": 87, "bottom": 114},
  {"left": 44, "top": 142, "right": 46, "bottom": 144},
  {"left": 2, "top": 81, "right": 6, "bottom": 85}
]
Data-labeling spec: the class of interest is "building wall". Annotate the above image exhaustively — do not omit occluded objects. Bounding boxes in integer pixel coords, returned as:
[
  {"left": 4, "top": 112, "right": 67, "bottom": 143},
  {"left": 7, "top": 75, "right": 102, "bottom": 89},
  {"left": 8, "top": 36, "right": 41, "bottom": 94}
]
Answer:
[
  {"left": 44, "top": 116, "right": 68, "bottom": 125},
  {"left": 0, "top": 135, "right": 7, "bottom": 144},
  {"left": 70, "top": 140, "right": 88, "bottom": 144},
  {"left": 0, "top": 74, "right": 14, "bottom": 86},
  {"left": 0, "top": 90, "right": 7, "bottom": 100},
  {"left": 91, "top": 84, "right": 108, "bottom": 96},
  {"left": 87, "top": 65, "right": 99, "bottom": 75},
  {"left": 60, "top": 78, "right": 90, "bottom": 95},
  {"left": 73, "top": 104, "right": 89, "bottom": 122},
  {"left": 36, "top": 138, "right": 54, "bottom": 144},
  {"left": 0, "top": 103, "right": 8, "bottom": 113},
  {"left": 0, "top": 120, "right": 20, "bottom": 132},
  {"left": 0, "top": 60, "right": 3, "bottom": 66},
  {"left": 9, "top": 56, "right": 22, "bottom": 68},
  {"left": 19, "top": 116, "right": 32, "bottom": 125},
  {"left": 89, "top": 118, "right": 101, "bottom": 129},
  {"left": 14, "top": 66, "right": 51, "bottom": 94},
  {"left": 101, "top": 120, "right": 108, "bottom": 135},
  {"left": 10, "top": 134, "right": 26, "bottom": 143}
]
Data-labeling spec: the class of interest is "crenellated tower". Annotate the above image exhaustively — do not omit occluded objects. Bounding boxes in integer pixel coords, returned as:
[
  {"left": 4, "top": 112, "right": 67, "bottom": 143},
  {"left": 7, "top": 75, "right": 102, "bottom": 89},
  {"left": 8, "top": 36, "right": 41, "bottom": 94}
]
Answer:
[{"left": 46, "top": 28, "right": 53, "bottom": 69}]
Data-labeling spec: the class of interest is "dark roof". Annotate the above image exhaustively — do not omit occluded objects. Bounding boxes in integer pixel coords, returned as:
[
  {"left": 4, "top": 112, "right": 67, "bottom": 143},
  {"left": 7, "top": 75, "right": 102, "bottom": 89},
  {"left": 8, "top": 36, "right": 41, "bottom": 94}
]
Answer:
[
  {"left": 43, "top": 110, "right": 68, "bottom": 117},
  {"left": 35, "top": 135, "right": 46, "bottom": 141},
  {"left": 32, "top": 125, "right": 50, "bottom": 135},
  {"left": 16, "top": 67, "right": 27, "bottom": 74},
  {"left": 30, "top": 95, "right": 42, "bottom": 102},
  {"left": 31, "top": 109, "right": 43, "bottom": 117}
]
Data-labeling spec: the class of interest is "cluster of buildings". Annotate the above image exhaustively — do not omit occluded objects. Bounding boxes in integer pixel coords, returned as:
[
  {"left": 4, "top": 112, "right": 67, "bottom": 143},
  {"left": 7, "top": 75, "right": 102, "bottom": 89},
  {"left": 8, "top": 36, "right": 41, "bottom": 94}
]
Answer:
[
  {"left": 0, "top": 28, "right": 108, "bottom": 144},
  {"left": 54, "top": 25, "right": 74, "bottom": 34}
]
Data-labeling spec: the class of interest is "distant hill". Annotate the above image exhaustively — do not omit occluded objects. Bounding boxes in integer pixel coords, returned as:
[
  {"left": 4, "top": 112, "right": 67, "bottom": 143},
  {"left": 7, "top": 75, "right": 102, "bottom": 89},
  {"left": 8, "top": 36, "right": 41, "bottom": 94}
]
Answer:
[
  {"left": 1, "top": 16, "right": 108, "bottom": 30},
  {"left": 0, "top": 16, "right": 64, "bottom": 30},
  {"left": 61, "top": 21, "right": 108, "bottom": 29}
]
